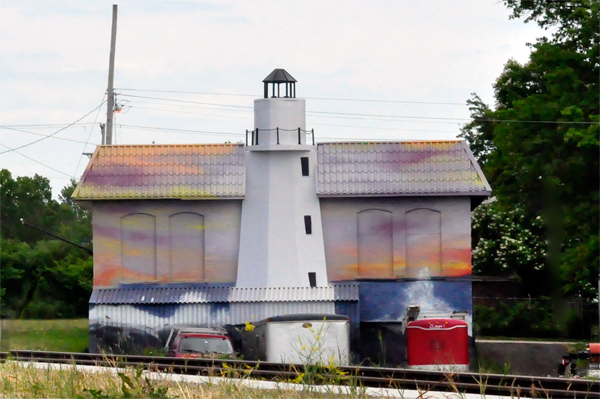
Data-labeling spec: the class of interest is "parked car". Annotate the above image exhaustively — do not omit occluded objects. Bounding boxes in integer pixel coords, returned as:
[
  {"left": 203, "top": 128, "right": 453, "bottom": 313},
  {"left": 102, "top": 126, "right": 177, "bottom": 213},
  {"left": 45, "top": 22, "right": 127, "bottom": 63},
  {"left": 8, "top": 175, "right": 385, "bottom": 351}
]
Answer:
[{"left": 165, "top": 327, "right": 235, "bottom": 358}]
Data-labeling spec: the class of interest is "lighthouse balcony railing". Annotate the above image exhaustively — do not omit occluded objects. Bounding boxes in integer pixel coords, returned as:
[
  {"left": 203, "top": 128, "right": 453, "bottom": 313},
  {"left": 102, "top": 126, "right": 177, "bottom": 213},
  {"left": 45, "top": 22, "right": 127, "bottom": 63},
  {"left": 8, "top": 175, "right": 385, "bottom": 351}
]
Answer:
[{"left": 245, "top": 127, "right": 315, "bottom": 146}]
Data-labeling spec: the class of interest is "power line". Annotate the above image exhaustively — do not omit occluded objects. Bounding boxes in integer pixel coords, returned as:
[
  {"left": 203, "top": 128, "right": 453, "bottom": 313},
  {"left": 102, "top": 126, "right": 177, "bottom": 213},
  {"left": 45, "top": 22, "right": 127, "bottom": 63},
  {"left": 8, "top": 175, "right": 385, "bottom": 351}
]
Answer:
[
  {"left": 117, "top": 93, "right": 598, "bottom": 125},
  {"left": 118, "top": 94, "right": 252, "bottom": 110},
  {"left": 128, "top": 101, "right": 460, "bottom": 125},
  {"left": 0, "top": 100, "right": 107, "bottom": 155},
  {"left": 0, "top": 142, "right": 72, "bottom": 178},
  {"left": 125, "top": 104, "right": 459, "bottom": 131},
  {"left": 116, "top": 88, "right": 256, "bottom": 97},
  {"left": 115, "top": 87, "right": 466, "bottom": 105},
  {"left": 118, "top": 124, "right": 244, "bottom": 136},
  {"left": 118, "top": 94, "right": 465, "bottom": 123},
  {"left": 0, "top": 123, "right": 95, "bottom": 128},
  {"left": 117, "top": 124, "right": 454, "bottom": 141},
  {"left": 74, "top": 92, "right": 106, "bottom": 177},
  {"left": 130, "top": 105, "right": 252, "bottom": 120},
  {"left": 308, "top": 110, "right": 599, "bottom": 124},
  {"left": 310, "top": 122, "right": 457, "bottom": 134},
  {"left": 0, "top": 127, "right": 93, "bottom": 145},
  {"left": 2, "top": 122, "right": 457, "bottom": 144}
]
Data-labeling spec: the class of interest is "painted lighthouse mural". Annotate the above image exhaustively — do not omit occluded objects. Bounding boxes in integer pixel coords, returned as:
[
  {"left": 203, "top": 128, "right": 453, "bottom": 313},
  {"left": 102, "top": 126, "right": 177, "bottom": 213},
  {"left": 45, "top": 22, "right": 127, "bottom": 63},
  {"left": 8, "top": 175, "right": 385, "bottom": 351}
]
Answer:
[
  {"left": 74, "top": 69, "right": 491, "bottom": 363},
  {"left": 237, "top": 69, "right": 328, "bottom": 288}
]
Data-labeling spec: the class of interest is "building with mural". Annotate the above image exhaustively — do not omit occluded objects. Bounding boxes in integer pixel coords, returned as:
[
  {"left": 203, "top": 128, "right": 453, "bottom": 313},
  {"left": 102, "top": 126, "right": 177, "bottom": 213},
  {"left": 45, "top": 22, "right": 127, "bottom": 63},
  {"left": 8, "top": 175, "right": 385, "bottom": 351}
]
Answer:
[{"left": 74, "top": 69, "right": 491, "bottom": 364}]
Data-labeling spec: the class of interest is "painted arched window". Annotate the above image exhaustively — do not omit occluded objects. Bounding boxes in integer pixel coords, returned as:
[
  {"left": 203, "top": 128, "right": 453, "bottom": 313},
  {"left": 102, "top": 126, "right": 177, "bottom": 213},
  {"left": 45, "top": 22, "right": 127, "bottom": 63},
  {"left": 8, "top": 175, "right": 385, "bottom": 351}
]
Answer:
[
  {"left": 357, "top": 209, "right": 393, "bottom": 278},
  {"left": 120, "top": 213, "right": 157, "bottom": 282},
  {"left": 405, "top": 208, "right": 441, "bottom": 278},
  {"left": 169, "top": 212, "right": 205, "bottom": 282}
]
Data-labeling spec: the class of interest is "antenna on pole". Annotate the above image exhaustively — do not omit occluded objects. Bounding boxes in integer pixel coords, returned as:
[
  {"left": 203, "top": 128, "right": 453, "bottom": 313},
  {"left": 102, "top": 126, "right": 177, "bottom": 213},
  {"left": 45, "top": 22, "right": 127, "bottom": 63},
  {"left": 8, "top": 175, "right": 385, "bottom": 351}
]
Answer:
[
  {"left": 105, "top": 4, "right": 118, "bottom": 145},
  {"left": 99, "top": 122, "right": 106, "bottom": 145}
]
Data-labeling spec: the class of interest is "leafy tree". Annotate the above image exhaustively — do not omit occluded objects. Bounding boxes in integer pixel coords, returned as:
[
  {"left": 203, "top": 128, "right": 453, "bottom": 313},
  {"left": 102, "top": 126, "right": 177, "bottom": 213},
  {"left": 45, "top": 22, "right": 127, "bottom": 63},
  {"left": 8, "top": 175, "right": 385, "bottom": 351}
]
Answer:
[
  {"left": 459, "top": 94, "right": 496, "bottom": 166},
  {"left": 56, "top": 179, "right": 92, "bottom": 247},
  {"left": 471, "top": 201, "right": 546, "bottom": 295},
  {"left": 464, "top": 0, "right": 599, "bottom": 300},
  {"left": 0, "top": 170, "right": 93, "bottom": 318},
  {"left": 0, "top": 169, "right": 60, "bottom": 243}
]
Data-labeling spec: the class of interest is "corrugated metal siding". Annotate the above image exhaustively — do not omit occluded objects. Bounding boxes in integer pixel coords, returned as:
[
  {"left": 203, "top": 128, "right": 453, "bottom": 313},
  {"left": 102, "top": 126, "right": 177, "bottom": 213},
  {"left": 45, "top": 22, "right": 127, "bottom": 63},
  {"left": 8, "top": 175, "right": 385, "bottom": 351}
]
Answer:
[
  {"left": 90, "top": 286, "right": 232, "bottom": 304},
  {"left": 73, "top": 144, "right": 245, "bottom": 200},
  {"left": 316, "top": 141, "right": 491, "bottom": 196},
  {"left": 90, "top": 303, "right": 231, "bottom": 330},
  {"left": 90, "top": 301, "right": 340, "bottom": 330},
  {"left": 90, "top": 284, "right": 359, "bottom": 304},
  {"left": 229, "top": 302, "right": 336, "bottom": 324},
  {"left": 229, "top": 285, "right": 359, "bottom": 302}
]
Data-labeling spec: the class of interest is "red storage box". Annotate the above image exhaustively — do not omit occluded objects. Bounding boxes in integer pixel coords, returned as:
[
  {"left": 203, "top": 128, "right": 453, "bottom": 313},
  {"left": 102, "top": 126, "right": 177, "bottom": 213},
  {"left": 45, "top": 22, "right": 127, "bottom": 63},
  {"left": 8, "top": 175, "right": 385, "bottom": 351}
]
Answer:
[
  {"left": 590, "top": 343, "right": 599, "bottom": 365},
  {"left": 406, "top": 318, "right": 469, "bottom": 367}
]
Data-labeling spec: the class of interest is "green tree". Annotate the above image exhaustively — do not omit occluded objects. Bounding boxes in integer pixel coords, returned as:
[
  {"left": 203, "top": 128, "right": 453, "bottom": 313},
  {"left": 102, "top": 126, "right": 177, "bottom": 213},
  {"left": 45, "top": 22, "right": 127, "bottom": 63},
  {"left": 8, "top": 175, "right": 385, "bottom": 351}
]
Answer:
[
  {"left": 471, "top": 201, "right": 546, "bottom": 295},
  {"left": 56, "top": 179, "right": 92, "bottom": 248},
  {"left": 459, "top": 93, "right": 496, "bottom": 166},
  {"left": 464, "top": 0, "right": 599, "bottom": 300},
  {"left": 0, "top": 169, "right": 60, "bottom": 243},
  {"left": 0, "top": 170, "right": 93, "bottom": 318}
]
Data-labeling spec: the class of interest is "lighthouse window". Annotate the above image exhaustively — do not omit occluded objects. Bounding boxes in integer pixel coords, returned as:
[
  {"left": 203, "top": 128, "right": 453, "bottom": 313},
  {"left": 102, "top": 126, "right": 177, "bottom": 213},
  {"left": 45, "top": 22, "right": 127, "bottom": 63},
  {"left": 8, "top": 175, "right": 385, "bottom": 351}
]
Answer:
[
  {"left": 301, "top": 157, "right": 309, "bottom": 176},
  {"left": 304, "top": 215, "right": 312, "bottom": 234}
]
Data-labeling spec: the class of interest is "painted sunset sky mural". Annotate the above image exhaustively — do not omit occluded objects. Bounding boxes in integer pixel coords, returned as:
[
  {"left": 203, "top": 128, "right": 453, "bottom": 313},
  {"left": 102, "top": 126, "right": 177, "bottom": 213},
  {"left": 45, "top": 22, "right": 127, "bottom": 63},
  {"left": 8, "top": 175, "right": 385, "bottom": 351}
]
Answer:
[
  {"left": 320, "top": 197, "right": 473, "bottom": 282},
  {"left": 75, "top": 141, "right": 489, "bottom": 287}
]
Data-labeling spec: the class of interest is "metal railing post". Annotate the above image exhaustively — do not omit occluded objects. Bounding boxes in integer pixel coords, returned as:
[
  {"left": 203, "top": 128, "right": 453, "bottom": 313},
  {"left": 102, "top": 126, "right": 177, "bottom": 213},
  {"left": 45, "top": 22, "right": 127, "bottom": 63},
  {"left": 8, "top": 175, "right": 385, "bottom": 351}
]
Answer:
[
  {"left": 312, "top": 129, "right": 315, "bottom": 145},
  {"left": 277, "top": 127, "right": 280, "bottom": 144},
  {"left": 298, "top": 128, "right": 301, "bottom": 145},
  {"left": 245, "top": 130, "right": 248, "bottom": 146},
  {"left": 255, "top": 128, "right": 259, "bottom": 145}
]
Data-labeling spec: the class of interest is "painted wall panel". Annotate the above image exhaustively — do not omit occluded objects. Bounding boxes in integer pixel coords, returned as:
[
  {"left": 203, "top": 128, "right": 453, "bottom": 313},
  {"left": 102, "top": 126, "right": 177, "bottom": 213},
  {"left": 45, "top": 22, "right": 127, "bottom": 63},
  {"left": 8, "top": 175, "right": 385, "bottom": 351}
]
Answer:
[
  {"left": 169, "top": 213, "right": 205, "bottom": 282},
  {"left": 406, "top": 209, "right": 441, "bottom": 277},
  {"left": 321, "top": 197, "right": 472, "bottom": 281},
  {"left": 357, "top": 210, "right": 393, "bottom": 278},
  {"left": 121, "top": 214, "right": 157, "bottom": 282},
  {"left": 92, "top": 200, "right": 242, "bottom": 287},
  {"left": 359, "top": 280, "right": 473, "bottom": 334}
]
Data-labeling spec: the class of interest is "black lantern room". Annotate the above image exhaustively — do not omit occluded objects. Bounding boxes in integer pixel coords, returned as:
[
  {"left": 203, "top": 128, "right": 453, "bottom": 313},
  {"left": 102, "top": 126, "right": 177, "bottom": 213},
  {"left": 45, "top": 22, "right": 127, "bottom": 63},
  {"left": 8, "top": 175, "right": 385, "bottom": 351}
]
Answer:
[{"left": 263, "top": 69, "right": 296, "bottom": 99}]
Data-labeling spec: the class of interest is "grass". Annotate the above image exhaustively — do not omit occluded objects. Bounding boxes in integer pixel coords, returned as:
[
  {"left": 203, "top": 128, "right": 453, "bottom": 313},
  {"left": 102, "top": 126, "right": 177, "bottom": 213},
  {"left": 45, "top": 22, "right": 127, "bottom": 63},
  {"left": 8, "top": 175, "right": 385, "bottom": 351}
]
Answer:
[
  {"left": 1, "top": 319, "right": 89, "bottom": 352},
  {"left": 0, "top": 360, "right": 372, "bottom": 399}
]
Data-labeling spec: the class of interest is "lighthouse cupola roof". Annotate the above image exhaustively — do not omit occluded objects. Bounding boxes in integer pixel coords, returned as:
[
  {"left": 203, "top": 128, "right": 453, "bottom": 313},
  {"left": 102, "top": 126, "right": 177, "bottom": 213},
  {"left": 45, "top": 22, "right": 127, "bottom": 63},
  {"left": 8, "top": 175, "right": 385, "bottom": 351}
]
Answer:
[{"left": 263, "top": 68, "right": 296, "bottom": 99}]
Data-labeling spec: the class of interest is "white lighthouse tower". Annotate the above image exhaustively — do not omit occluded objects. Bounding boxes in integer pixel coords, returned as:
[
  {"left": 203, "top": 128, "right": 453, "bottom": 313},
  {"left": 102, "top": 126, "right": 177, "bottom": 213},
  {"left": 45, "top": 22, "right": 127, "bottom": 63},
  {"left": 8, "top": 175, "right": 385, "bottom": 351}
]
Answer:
[{"left": 236, "top": 69, "right": 328, "bottom": 288}]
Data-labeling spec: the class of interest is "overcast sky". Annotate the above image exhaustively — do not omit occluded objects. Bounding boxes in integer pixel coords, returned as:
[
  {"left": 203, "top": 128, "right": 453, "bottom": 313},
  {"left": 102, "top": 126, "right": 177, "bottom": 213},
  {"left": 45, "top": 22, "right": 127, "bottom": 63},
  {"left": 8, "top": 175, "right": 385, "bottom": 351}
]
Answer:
[{"left": 1, "top": 0, "right": 546, "bottom": 196}]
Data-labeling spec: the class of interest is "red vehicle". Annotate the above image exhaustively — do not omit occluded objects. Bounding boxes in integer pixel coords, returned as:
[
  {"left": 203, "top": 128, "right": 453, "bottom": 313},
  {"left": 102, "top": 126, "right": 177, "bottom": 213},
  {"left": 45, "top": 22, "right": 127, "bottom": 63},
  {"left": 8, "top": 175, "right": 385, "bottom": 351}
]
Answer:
[{"left": 165, "top": 328, "right": 235, "bottom": 358}]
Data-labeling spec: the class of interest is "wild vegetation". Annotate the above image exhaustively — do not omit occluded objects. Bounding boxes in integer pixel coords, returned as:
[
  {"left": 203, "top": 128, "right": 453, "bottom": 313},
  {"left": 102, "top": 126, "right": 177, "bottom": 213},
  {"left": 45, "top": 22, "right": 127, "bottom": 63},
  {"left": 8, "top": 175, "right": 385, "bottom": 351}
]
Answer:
[
  {"left": 0, "top": 360, "right": 327, "bottom": 399},
  {"left": 0, "top": 319, "right": 89, "bottom": 352},
  {"left": 0, "top": 170, "right": 92, "bottom": 319},
  {"left": 462, "top": 0, "right": 599, "bottom": 336}
]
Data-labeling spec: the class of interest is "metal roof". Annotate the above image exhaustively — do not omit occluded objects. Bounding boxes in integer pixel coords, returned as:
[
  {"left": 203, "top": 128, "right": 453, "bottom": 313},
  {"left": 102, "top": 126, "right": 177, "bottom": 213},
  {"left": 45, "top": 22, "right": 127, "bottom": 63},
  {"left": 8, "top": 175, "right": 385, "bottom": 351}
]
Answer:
[
  {"left": 262, "top": 68, "right": 297, "bottom": 83},
  {"left": 90, "top": 284, "right": 359, "bottom": 304},
  {"left": 73, "top": 140, "right": 490, "bottom": 201},
  {"left": 316, "top": 141, "right": 491, "bottom": 196},
  {"left": 73, "top": 144, "right": 245, "bottom": 200}
]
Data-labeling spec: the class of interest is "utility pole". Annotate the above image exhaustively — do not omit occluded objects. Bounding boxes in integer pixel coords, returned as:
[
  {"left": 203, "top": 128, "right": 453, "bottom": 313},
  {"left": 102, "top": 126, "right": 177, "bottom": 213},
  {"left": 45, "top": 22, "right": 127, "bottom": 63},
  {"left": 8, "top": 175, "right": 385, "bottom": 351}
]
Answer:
[{"left": 105, "top": 4, "right": 118, "bottom": 145}]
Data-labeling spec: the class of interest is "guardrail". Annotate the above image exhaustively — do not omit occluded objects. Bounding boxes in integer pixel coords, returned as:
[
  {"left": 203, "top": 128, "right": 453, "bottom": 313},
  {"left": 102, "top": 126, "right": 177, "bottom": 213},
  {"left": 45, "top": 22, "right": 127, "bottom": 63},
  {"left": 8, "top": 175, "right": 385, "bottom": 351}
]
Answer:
[{"left": 2, "top": 350, "right": 598, "bottom": 399}]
